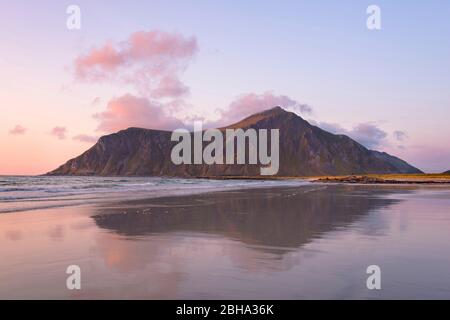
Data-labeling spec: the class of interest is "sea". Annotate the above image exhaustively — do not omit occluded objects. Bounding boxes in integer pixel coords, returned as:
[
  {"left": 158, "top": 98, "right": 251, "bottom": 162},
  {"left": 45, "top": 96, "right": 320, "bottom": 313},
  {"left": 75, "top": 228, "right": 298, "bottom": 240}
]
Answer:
[
  {"left": 1, "top": 176, "right": 450, "bottom": 299},
  {"left": 0, "top": 176, "right": 308, "bottom": 214}
]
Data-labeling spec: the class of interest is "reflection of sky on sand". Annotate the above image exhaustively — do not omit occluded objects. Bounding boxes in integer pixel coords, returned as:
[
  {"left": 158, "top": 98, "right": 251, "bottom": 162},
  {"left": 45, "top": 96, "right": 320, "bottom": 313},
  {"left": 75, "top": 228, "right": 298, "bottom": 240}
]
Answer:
[{"left": 1, "top": 185, "right": 450, "bottom": 299}]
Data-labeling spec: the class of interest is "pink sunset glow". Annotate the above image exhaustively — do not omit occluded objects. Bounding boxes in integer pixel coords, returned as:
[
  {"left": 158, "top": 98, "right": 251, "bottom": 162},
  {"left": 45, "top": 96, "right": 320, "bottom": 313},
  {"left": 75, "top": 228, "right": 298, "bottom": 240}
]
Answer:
[{"left": 1, "top": 2, "right": 449, "bottom": 175}]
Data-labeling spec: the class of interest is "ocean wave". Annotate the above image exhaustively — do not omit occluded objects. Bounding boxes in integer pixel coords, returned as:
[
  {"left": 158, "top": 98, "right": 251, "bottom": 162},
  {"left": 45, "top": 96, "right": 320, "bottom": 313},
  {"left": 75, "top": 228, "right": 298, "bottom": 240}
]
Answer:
[{"left": 0, "top": 176, "right": 310, "bottom": 213}]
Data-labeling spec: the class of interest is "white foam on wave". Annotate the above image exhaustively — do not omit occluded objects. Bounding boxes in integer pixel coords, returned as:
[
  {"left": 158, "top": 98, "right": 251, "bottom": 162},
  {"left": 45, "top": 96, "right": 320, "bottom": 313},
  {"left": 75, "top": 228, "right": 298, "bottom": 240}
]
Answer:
[{"left": 0, "top": 176, "right": 310, "bottom": 213}]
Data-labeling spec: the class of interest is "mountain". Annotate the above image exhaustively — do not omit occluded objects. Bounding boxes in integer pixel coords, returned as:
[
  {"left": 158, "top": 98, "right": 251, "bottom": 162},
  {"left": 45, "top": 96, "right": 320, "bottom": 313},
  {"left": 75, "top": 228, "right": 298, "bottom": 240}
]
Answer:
[
  {"left": 47, "top": 107, "right": 422, "bottom": 177},
  {"left": 443, "top": 170, "right": 450, "bottom": 174}
]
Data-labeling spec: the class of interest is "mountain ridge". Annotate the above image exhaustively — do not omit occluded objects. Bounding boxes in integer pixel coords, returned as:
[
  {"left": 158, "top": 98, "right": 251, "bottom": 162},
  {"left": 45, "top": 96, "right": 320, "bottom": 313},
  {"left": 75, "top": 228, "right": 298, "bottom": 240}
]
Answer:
[{"left": 47, "top": 107, "right": 422, "bottom": 177}]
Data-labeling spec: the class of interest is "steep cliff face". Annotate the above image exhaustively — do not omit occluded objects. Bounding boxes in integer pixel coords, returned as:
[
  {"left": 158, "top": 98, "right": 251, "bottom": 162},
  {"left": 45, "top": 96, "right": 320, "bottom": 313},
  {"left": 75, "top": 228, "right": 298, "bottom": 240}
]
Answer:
[{"left": 47, "top": 107, "right": 422, "bottom": 177}]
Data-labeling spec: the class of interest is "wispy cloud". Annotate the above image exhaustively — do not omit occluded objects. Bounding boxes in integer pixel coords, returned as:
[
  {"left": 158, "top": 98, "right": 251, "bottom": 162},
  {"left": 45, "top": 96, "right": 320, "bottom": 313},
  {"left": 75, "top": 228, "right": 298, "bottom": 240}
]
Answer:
[
  {"left": 393, "top": 130, "right": 408, "bottom": 142},
  {"left": 50, "top": 127, "right": 67, "bottom": 140},
  {"left": 9, "top": 125, "right": 27, "bottom": 135}
]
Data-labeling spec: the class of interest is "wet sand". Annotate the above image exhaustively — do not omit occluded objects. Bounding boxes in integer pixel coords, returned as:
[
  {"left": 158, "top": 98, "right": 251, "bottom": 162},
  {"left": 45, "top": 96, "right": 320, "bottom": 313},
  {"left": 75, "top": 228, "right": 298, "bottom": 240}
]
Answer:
[{"left": 1, "top": 184, "right": 450, "bottom": 299}]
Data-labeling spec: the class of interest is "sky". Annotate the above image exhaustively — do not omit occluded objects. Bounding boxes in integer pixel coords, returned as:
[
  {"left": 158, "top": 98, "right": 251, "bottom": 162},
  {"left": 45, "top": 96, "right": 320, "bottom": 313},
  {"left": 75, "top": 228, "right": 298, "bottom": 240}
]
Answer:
[{"left": 0, "top": 0, "right": 449, "bottom": 174}]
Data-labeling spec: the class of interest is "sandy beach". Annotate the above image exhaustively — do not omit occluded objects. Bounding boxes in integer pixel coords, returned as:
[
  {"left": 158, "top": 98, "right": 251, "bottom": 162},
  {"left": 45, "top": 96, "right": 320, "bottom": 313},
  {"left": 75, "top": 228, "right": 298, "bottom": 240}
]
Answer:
[{"left": 1, "top": 182, "right": 450, "bottom": 299}]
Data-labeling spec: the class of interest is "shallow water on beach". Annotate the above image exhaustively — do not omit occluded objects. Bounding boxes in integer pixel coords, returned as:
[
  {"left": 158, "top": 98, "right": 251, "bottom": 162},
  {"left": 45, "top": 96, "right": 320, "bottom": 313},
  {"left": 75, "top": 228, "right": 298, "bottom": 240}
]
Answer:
[{"left": 1, "top": 183, "right": 450, "bottom": 299}]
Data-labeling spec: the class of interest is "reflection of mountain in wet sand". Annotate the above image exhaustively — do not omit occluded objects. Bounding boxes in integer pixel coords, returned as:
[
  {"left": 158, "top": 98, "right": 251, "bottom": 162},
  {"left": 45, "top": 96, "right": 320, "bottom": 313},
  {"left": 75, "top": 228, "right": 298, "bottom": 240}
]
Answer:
[{"left": 92, "top": 185, "right": 404, "bottom": 253}]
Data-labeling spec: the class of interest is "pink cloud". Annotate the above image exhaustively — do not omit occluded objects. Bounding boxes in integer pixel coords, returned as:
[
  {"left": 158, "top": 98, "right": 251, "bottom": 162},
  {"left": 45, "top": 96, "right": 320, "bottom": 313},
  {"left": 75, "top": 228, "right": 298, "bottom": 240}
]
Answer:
[
  {"left": 50, "top": 127, "right": 67, "bottom": 140},
  {"left": 74, "top": 30, "right": 198, "bottom": 99},
  {"left": 151, "top": 75, "right": 189, "bottom": 99},
  {"left": 73, "top": 134, "right": 98, "bottom": 143},
  {"left": 210, "top": 92, "right": 313, "bottom": 127},
  {"left": 9, "top": 125, "right": 27, "bottom": 135},
  {"left": 75, "top": 42, "right": 124, "bottom": 79},
  {"left": 93, "top": 94, "right": 185, "bottom": 133}
]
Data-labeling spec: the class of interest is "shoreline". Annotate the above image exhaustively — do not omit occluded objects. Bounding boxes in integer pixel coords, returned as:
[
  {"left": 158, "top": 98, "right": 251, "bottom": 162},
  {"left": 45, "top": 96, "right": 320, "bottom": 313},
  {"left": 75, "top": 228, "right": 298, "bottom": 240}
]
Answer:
[{"left": 0, "top": 177, "right": 311, "bottom": 214}]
